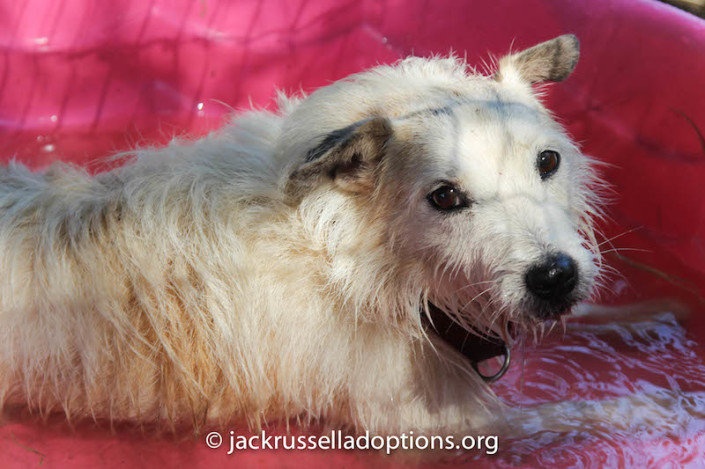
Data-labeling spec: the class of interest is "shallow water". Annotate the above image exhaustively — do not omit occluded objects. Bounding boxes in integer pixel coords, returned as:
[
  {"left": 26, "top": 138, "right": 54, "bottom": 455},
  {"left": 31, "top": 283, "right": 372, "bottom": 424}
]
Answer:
[{"left": 466, "top": 311, "right": 705, "bottom": 467}]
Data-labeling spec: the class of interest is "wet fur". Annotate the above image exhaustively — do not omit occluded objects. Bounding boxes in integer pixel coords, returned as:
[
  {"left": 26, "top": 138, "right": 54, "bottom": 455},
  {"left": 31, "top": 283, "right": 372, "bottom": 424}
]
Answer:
[{"left": 0, "top": 36, "right": 611, "bottom": 434}]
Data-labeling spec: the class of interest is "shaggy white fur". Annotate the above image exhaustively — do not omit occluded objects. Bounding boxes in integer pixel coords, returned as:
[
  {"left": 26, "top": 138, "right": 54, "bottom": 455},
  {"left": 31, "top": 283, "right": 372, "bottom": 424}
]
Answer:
[{"left": 0, "top": 35, "right": 611, "bottom": 434}]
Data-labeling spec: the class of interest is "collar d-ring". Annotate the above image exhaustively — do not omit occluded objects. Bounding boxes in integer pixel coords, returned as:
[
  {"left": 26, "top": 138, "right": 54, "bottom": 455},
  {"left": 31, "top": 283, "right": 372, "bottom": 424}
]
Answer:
[{"left": 472, "top": 342, "right": 511, "bottom": 383}]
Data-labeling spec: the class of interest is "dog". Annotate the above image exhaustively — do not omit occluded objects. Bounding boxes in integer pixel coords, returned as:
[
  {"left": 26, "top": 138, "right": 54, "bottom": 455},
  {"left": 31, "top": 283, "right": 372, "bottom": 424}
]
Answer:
[{"left": 0, "top": 35, "right": 625, "bottom": 435}]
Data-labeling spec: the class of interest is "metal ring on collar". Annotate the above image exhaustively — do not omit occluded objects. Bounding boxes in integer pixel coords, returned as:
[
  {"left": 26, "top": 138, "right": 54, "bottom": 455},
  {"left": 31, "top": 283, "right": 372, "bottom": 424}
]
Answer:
[{"left": 472, "top": 343, "right": 511, "bottom": 383}]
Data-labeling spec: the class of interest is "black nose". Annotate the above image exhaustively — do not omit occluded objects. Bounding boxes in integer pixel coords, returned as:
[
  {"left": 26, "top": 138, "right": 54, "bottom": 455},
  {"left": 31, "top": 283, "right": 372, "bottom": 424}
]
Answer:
[{"left": 525, "top": 253, "right": 578, "bottom": 302}]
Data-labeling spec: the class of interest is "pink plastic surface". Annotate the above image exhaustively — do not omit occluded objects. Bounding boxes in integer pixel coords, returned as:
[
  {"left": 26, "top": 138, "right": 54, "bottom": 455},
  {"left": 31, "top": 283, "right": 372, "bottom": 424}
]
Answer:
[{"left": 1, "top": 0, "right": 705, "bottom": 467}]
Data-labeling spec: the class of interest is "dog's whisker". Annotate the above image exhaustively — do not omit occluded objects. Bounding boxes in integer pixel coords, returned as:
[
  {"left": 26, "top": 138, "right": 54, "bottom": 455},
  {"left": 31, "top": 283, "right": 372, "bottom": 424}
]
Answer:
[
  {"left": 602, "top": 247, "right": 652, "bottom": 254},
  {"left": 597, "top": 226, "right": 643, "bottom": 247}
]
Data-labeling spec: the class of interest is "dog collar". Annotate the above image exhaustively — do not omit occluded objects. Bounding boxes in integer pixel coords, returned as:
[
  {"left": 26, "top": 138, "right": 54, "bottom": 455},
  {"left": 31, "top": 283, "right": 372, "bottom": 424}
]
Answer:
[{"left": 426, "top": 304, "right": 512, "bottom": 383}]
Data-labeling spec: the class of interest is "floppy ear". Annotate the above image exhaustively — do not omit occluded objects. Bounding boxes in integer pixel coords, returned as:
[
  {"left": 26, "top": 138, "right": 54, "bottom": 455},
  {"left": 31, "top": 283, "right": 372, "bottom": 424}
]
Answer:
[
  {"left": 285, "top": 117, "right": 393, "bottom": 198},
  {"left": 495, "top": 34, "right": 580, "bottom": 84}
]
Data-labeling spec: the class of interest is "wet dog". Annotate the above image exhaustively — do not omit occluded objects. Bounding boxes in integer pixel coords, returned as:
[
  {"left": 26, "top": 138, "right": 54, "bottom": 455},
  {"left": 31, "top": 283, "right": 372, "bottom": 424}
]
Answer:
[{"left": 0, "top": 35, "right": 609, "bottom": 434}]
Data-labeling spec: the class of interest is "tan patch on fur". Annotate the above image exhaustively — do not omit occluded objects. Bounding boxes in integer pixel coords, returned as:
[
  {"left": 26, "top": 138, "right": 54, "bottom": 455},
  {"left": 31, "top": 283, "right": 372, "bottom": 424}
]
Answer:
[
  {"left": 286, "top": 117, "right": 393, "bottom": 199},
  {"left": 496, "top": 34, "right": 580, "bottom": 84}
]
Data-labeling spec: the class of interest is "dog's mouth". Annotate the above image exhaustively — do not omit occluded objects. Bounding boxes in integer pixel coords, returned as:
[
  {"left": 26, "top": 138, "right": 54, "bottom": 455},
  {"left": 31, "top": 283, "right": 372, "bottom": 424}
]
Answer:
[
  {"left": 423, "top": 302, "right": 513, "bottom": 382},
  {"left": 422, "top": 283, "right": 581, "bottom": 382}
]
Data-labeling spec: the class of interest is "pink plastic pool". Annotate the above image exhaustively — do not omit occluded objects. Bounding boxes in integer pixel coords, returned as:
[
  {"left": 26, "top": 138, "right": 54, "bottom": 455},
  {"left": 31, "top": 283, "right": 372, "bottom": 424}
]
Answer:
[{"left": 1, "top": 0, "right": 705, "bottom": 467}]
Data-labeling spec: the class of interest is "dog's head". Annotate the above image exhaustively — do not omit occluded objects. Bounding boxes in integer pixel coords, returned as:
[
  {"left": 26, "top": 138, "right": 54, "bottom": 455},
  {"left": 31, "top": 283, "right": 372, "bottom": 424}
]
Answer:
[{"left": 282, "top": 35, "right": 603, "bottom": 339}]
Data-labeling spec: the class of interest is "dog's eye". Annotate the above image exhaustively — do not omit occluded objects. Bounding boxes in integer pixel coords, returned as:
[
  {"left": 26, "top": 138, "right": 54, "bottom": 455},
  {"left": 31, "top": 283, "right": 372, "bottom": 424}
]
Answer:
[
  {"left": 537, "top": 150, "right": 560, "bottom": 179},
  {"left": 428, "top": 185, "right": 466, "bottom": 211}
]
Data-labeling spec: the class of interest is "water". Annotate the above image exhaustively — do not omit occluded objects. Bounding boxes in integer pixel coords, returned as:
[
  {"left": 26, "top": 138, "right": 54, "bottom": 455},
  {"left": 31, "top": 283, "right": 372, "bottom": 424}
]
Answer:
[{"left": 462, "top": 310, "right": 705, "bottom": 468}]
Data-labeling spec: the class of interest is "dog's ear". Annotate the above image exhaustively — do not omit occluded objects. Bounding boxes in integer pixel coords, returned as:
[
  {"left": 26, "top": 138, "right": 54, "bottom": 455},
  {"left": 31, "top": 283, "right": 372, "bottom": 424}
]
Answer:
[
  {"left": 285, "top": 117, "right": 393, "bottom": 198},
  {"left": 495, "top": 34, "right": 579, "bottom": 84}
]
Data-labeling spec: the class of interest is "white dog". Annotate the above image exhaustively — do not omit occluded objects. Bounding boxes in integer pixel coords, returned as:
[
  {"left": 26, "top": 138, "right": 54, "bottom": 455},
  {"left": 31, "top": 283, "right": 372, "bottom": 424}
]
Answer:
[{"left": 0, "top": 35, "right": 620, "bottom": 435}]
